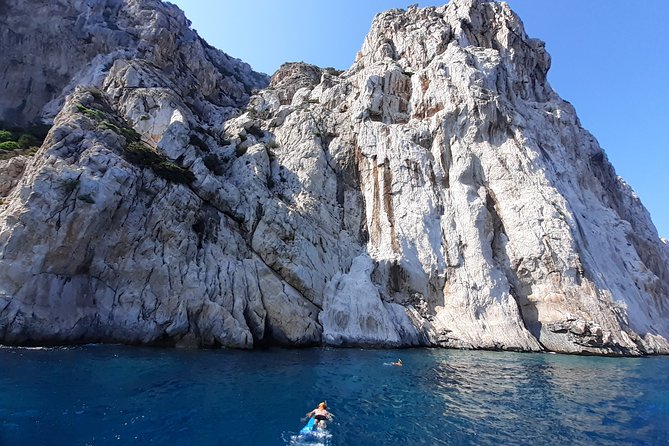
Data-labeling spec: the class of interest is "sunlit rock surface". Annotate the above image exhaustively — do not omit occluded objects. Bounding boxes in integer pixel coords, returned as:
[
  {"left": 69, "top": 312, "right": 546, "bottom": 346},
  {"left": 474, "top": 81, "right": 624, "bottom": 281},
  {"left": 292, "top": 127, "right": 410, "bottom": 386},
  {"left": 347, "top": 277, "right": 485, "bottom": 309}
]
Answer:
[{"left": 1, "top": 0, "right": 667, "bottom": 354}]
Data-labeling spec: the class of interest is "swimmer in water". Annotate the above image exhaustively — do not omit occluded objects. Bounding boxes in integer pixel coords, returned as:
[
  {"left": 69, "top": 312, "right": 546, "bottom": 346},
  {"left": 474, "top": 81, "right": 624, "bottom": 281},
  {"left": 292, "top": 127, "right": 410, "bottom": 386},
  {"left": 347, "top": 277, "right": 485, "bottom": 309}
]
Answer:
[{"left": 305, "top": 401, "right": 333, "bottom": 429}]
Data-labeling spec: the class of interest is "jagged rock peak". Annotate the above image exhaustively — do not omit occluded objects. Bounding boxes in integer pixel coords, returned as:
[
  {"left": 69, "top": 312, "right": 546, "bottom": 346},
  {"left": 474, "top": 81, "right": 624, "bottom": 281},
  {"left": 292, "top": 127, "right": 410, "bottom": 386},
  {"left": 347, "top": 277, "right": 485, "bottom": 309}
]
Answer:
[
  {"left": 356, "top": 0, "right": 550, "bottom": 85},
  {"left": 269, "top": 62, "right": 324, "bottom": 105}
]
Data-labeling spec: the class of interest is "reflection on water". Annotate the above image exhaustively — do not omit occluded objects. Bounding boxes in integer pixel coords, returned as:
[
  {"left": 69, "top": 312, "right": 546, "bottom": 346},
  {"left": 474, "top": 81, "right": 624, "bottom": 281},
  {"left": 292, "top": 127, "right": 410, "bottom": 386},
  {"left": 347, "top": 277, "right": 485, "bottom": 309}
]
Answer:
[
  {"left": 416, "top": 351, "right": 664, "bottom": 446},
  {"left": 0, "top": 346, "right": 667, "bottom": 445}
]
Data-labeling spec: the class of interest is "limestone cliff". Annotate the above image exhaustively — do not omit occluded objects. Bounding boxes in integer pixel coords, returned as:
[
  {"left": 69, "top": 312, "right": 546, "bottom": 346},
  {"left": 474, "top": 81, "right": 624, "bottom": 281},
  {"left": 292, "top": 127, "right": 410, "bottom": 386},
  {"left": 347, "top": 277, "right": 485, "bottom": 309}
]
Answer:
[
  {"left": 1, "top": 0, "right": 667, "bottom": 354},
  {"left": 0, "top": 0, "right": 267, "bottom": 127}
]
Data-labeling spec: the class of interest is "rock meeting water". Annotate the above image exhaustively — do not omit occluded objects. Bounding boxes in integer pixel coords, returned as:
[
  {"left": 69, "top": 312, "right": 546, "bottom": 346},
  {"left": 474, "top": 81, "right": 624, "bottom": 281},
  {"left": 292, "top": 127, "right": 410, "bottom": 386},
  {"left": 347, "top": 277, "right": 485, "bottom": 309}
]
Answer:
[{"left": 0, "top": 346, "right": 667, "bottom": 445}]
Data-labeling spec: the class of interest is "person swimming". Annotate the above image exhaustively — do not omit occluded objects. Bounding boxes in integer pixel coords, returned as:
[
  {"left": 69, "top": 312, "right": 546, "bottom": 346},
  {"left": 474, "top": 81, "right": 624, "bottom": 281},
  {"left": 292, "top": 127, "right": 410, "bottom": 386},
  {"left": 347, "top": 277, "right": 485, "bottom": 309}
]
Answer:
[
  {"left": 391, "top": 359, "right": 403, "bottom": 366},
  {"left": 305, "top": 401, "right": 333, "bottom": 430}
]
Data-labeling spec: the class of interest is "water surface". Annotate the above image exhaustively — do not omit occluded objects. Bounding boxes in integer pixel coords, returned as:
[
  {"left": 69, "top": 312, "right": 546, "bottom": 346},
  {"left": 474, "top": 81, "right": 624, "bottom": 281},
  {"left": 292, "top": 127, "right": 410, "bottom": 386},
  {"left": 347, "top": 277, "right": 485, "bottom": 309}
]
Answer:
[{"left": 0, "top": 346, "right": 667, "bottom": 445}]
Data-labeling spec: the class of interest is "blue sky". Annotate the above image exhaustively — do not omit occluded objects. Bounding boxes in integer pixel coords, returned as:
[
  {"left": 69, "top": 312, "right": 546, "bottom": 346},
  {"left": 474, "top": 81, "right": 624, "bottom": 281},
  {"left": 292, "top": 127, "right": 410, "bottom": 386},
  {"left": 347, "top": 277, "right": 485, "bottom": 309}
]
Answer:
[{"left": 169, "top": 0, "right": 668, "bottom": 239}]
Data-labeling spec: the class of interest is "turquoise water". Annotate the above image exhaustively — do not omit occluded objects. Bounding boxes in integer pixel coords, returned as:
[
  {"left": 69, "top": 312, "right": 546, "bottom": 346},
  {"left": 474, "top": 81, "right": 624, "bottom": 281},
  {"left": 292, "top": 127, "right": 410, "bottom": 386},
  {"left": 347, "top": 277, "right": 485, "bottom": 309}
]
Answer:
[{"left": 0, "top": 346, "right": 667, "bottom": 446}]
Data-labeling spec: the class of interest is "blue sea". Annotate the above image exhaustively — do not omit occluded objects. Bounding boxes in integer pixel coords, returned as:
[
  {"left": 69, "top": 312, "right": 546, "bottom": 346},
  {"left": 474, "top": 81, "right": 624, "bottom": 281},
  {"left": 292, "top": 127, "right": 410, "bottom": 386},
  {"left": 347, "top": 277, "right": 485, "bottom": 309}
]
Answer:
[{"left": 0, "top": 346, "right": 667, "bottom": 446}]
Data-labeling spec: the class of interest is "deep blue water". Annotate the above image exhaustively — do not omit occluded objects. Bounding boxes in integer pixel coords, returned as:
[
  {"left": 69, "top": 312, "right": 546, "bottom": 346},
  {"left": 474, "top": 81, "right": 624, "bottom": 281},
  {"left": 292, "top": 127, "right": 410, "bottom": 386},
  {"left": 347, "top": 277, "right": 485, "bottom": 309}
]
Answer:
[{"left": 0, "top": 346, "right": 667, "bottom": 446}]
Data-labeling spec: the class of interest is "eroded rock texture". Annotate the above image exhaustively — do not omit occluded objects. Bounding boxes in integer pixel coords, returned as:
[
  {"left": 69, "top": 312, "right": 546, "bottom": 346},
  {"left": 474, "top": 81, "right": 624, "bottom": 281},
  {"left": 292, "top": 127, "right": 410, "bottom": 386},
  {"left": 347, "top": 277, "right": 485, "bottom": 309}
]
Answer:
[{"left": 1, "top": 0, "right": 667, "bottom": 354}]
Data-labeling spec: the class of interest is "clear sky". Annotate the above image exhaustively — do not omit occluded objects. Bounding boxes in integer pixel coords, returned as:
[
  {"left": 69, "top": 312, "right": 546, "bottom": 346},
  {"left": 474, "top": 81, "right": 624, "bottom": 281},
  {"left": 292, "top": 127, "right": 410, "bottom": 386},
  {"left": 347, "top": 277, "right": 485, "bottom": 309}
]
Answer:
[{"left": 169, "top": 0, "right": 668, "bottom": 239}]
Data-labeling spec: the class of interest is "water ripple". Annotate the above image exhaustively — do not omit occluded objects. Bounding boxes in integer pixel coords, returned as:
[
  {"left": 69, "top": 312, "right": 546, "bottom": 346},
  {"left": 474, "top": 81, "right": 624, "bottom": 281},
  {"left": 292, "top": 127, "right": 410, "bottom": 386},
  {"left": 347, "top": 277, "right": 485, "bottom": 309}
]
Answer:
[{"left": 0, "top": 346, "right": 667, "bottom": 445}]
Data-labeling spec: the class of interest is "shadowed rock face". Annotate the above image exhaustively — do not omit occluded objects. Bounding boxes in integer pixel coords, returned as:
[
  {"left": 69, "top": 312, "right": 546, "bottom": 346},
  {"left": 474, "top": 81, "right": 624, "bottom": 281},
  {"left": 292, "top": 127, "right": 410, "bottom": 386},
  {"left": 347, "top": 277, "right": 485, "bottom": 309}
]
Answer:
[
  {"left": 0, "top": 0, "right": 268, "bottom": 127},
  {"left": 0, "top": 0, "right": 667, "bottom": 354}
]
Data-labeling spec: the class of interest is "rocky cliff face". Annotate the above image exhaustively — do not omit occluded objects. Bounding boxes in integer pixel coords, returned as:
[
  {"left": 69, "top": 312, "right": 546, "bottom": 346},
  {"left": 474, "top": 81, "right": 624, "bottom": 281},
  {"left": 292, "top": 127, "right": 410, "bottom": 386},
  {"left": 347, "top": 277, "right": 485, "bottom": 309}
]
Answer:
[
  {"left": 1, "top": 0, "right": 668, "bottom": 354},
  {"left": 0, "top": 0, "right": 267, "bottom": 127}
]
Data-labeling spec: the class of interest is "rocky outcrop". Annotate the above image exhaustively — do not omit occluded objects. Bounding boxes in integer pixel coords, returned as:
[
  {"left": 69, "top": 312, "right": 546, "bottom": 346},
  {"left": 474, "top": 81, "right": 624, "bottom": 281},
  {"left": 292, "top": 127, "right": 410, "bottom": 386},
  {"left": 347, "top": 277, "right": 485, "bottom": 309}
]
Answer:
[
  {"left": 0, "top": 0, "right": 267, "bottom": 127},
  {"left": 0, "top": 0, "right": 667, "bottom": 354},
  {"left": 269, "top": 62, "right": 324, "bottom": 105}
]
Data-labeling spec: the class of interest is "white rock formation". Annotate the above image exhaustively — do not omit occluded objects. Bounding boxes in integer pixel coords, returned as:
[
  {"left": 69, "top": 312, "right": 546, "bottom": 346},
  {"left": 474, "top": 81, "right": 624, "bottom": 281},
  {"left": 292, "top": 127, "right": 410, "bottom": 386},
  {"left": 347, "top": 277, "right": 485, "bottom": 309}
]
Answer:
[
  {"left": 0, "top": 0, "right": 667, "bottom": 354},
  {"left": 320, "top": 255, "right": 423, "bottom": 346}
]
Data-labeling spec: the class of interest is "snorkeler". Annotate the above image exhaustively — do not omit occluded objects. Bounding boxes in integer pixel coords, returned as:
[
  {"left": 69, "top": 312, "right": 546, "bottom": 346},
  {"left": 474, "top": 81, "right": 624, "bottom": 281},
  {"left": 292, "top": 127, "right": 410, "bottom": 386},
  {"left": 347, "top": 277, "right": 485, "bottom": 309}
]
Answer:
[{"left": 305, "top": 401, "right": 333, "bottom": 429}]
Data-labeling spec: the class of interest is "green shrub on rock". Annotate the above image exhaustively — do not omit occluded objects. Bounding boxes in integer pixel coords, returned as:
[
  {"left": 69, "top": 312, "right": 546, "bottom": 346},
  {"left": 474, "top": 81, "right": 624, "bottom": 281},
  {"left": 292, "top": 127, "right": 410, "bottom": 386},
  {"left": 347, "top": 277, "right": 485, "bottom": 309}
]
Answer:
[
  {"left": 153, "top": 161, "right": 195, "bottom": 184},
  {"left": 123, "top": 142, "right": 194, "bottom": 185},
  {"left": 0, "top": 126, "right": 46, "bottom": 159},
  {"left": 124, "top": 142, "right": 163, "bottom": 166},
  {"left": 76, "top": 103, "right": 107, "bottom": 121},
  {"left": 0, "top": 141, "right": 20, "bottom": 152},
  {"left": 0, "top": 130, "right": 13, "bottom": 143},
  {"left": 17, "top": 134, "right": 38, "bottom": 149},
  {"left": 98, "top": 120, "right": 141, "bottom": 143}
]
